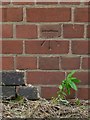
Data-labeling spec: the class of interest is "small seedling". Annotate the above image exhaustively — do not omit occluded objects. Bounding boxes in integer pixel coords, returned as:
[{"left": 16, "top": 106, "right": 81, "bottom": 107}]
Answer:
[
  {"left": 52, "top": 70, "right": 81, "bottom": 105},
  {"left": 75, "top": 98, "right": 81, "bottom": 106}
]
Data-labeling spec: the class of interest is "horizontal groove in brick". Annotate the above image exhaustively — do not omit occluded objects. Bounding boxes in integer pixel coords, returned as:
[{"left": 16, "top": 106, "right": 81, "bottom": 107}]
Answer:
[
  {"left": 26, "top": 71, "right": 65, "bottom": 85},
  {"left": 16, "top": 56, "right": 37, "bottom": 70},
  {"left": 2, "top": 72, "right": 25, "bottom": 86},
  {"left": 39, "top": 24, "right": 61, "bottom": 38},
  {"left": 26, "top": 8, "right": 71, "bottom": 22},
  {"left": 25, "top": 40, "right": 69, "bottom": 54}
]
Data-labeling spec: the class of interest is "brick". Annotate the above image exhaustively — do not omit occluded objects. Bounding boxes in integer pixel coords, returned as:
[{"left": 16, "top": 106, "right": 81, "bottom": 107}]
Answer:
[
  {"left": 40, "top": 25, "right": 61, "bottom": 38},
  {"left": 41, "top": 87, "right": 75, "bottom": 100},
  {"left": 84, "top": 2, "right": 90, "bottom": 5},
  {"left": 72, "top": 40, "right": 89, "bottom": 55},
  {"left": 1, "top": 2, "right": 10, "bottom": 5},
  {"left": 61, "top": 57, "right": 80, "bottom": 70},
  {"left": 0, "top": 25, "right": 1, "bottom": 38},
  {"left": 87, "top": 25, "right": 90, "bottom": 38},
  {"left": 26, "top": 8, "right": 71, "bottom": 22},
  {"left": 2, "top": 72, "right": 25, "bottom": 86},
  {"left": 73, "top": 72, "right": 89, "bottom": 85},
  {"left": 2, "top": 56, "right": 14, "bottom": 70},
  {"left": 16, "top": 56, "right": 37, "bottom": 70},
  {"left": 36, "top": 0, "right": 58, "bottom": 4},
  {"left": 2, "top": 40, "right": 23, "bottom": 54},
  {"left": 63, "top": 24, "right": 84, "bottom": 38},
  {"left": 59, "top": 1, "right": 80, "bottom": 5},
  {"left": 77, "top": 88, "right": 90, "bottom": 100},
  {"left": 12, "top": 2, "right": 34, "bottom": 5},
  {"left": 26, "top": 72, "right": 65, "bottom": 85},
  {"left": 41, "top": 87, "right": 58, "bottom": 99},
  {"left": 0, "top": 8, "right": 2, "bottom": 22},
  {"left": 74, "top": 8, "right": 89, "bottom": 22},
  {"left": 82, "top": 57, "right": 90, "bottom": 70},
  {"left": 0, "top": 86, "right": 16, "bottom": 100},
  {"left": 25, "top": 40, "right": 69, "bottom": 54},
  {"left": 39, "top": 57, "right": 59, "bottom": 70},
  {"left": 17, "top": 86, "right": 39, "bottom": 100},
  {"left": 2, "top": 24, "right": 13, "bottom": 38},
  {"left": 2, "top": 8, "right": 23, "bottom": 22},
  {"left": 0, "top": 57, "right": 1, "bottom": 71},
  {"left": 36, "top": 2, "right": 58, "bottom": 5},
  {"left": 1, "top": 0, "right": 10, "bottom": 5},
  {"left": 16, "top": 25, "right": 37, "bottom": 39},
  {"left": 0, "top": 41, "right": 2, "bottom": 54}
]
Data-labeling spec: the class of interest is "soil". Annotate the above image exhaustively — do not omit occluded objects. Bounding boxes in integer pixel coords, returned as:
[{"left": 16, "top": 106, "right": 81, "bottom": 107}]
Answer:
[{"left": 0, "top": 98, "right": 90, "bottom": 119}]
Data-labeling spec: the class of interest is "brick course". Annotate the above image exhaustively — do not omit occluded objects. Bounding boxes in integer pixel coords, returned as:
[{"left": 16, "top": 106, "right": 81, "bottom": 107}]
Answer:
[
  {"left": 61, "top": 57, "right": 80, "bottom": 70},
  {"left": 74, "top": 8, "right": 89, "bottom": 22},
  {"left": 25, "top": 40, "right": 69, "bottom": 54},
  {"left": 39, "top": 57, "right": 59, "bottom": 70},
  {"left": 26, "top": 72, "right": 65, "bottom": 85},
  {"left": 40, "top": 25, "right": 61, "bottom": 38},
  {"left": 2, "top": 72, "right": 25, "bottom": 86},
  {"left": 2, "top": 57, "right": 14, "bottom": 70},
  {"left": 63, "top": 24, "right": 84, "bottom": 38},
  {"left": 2, "top": 40, "right": 23, "bottom": 54},
  {"left": 2, "top": 8, "right": 23, "bottom": 22},
  {"left": 2, "top": 24, "right": 13, "bottom": 38},
  {"left": 1, "top": 1, "right": 89, "bottom": 100},
  {"left": 16, "top": 25, "right": 37, "bottom": 39},
  {"left": 16, "top": 56, "right": 37, "bottom": 70},
  {"left": 26, "top": 8, "right": 71, "bottom": 22}
]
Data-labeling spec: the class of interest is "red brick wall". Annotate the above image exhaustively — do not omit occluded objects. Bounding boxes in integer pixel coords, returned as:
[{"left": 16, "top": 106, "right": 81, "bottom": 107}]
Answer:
[{"left": 1, "top": 1, "right": 89, "bottom": 100}]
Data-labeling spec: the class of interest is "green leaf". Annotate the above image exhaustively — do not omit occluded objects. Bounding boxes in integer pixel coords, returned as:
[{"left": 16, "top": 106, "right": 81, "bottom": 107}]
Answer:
[
  {"left": 69, "top": 80, "right": 77, "bottom": 91},
  {"left": 66, "top": 86, "right": 71, "bottom": 95},
  {"left": 59, "top": 85, "right": 63, "bottom": 90},
  {"left": 64, "top": 83, "right": 71, "bottom": 95},
  {"left": 67, "top": 70, "right": 76, "bottom": 78},
  {"left": 71, "top": 78, "right": 81, "bottom": 83}
]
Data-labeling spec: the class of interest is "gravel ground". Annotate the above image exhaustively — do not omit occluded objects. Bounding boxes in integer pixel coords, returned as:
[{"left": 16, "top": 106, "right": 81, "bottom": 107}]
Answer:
[{"left": 0, "top": 98, "right": 89, "bottom": 119}]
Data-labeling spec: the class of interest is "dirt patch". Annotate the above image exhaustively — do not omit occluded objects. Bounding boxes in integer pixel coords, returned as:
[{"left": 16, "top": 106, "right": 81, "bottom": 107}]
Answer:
[{"left": 1, "top": 98, "right": 89, "bottom": 119}]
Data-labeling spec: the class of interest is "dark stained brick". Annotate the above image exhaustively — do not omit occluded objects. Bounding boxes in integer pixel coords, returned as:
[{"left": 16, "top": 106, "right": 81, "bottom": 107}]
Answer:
[
  {"left": 2, "top": 72, "right": 25, "bottom": 86},
  {"left": 0, "top": 86, "right": 16, "bottom": 100},
  {"left": 17, "top": 86, "right": 40, "bottom": 100}
]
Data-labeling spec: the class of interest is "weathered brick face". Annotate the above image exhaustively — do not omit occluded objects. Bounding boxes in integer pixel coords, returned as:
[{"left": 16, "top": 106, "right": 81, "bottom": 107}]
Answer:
[{"left": 1, "top": 1, "right": 89, "bottom": 100}]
